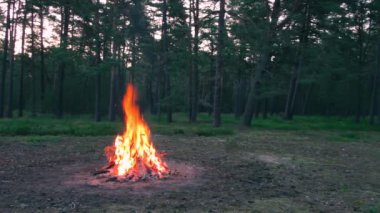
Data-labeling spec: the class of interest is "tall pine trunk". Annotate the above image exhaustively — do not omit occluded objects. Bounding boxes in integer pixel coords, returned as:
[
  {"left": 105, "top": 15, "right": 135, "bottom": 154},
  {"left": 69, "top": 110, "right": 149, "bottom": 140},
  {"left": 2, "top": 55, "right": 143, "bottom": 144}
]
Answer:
[
  {"left": 234, "top": 45, "right": 246, "bottom": 119},
  {"left": 0, "top": 0, "right": 12, "bottom": 118},
  {"left": 31, "top": 7, "right": 36, "bottom": 117},
  {"left": 94, "top": 0, "right": 102, "bottom": 122},
  {"left": 243, "top": 49, "right": 269, "bottom": 126},
  {"left": 108, "top": 2, "right": 118, "bottom": 121},
  {"left": 190, "top": 0, "right": 200, "bottom": 122},
  {"left": 213, "top": 0, "right": 225, "bottom": 127},
  {"left": 107, "top": 55, "right": 117, "bottom": 122},
  {"left": 39, "top": 4, "right": 46, "bottom": 110},
  {"left": 369, "top": 29, "right": 380, "bottom": 125},
  {"left": 19, "top": 0, "right": 27, "bottom": 117},
  {"left": 6, "top": 0, "right": 18, "bottom": 118},
  {"left": 188, "top": 0, "right": 193, "bottom": 121},
  {"left": 161, "top": 0, "right": 172, "bottom": 123},
  {"left": 242, "top": 0, "right": 281, "bottom": 127},
  {"left": 355, "top": 2, "right": 366, "bottom": 123},
  {"left": 284, "top": 5, "right": 310, "bottom": 120},
  {"left": 208, "top": 39, "right": 215, "bottom": 116},
  {"left": 57, "top": 5, "right": 70, "bottom": 118}
]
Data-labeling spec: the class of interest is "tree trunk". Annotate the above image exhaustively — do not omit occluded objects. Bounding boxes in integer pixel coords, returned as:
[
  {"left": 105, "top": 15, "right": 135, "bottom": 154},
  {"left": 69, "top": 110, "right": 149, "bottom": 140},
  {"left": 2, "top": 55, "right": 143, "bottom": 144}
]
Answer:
[
  {"left": 6, "top": 0, "right": 18, "bottom": 118},
  {"left": 284, "top": 50, "right": 303, "bottom": 120},
  {"left": 284, "top": 5, "right": 310, "bottom": 120},
  {"left": 188, "top": 0, "right": 193, "bottom": 122},
  {"left": 190, "top": 0, "right": 200, "bottom": 123},
  {"left": 233, "top": 79, "right": 242, "bottom": 118},
  {"left": 18, "top": 0, "right": 27, "bottom": 117},
  {"left": 234, "top": 68, "right": 246, "bottom": 118},
  {"left": 208, "top": 39, "right": 215, "bottom": 116},
  {"left": 354, "top": 3, "right": 366, "bottom": 124},
  {"left": 243, "top": 49, "right": 269, "bottom": 126},
  {"left": 94, "top": 0, "right": 101, "bottom": 122},
  {"left": 0, "top": 0, "right": 12, "bottom": 118},
  {"left": 242, "top": 0, "right": 281, "bottom": 127},
  {"left": 108, "top": 61, "right": 117, "bottom": 121},
  {"left": 31, "top": 7, "right": 36, "bottom": 117},
  {"left": 39, "top": 3, "right": 46, "bottom": 110},
  {"left": 263, "top": 98, "right": 268, "bottom": 119},
  {"left": 161, "top": 0, "right": 172, "bottom": 123},
  {"left": 57, "top": 5, "right": 70, "bottom": 118},
  {"left": 213, "top": 0, "right": 225, "bottom": 127},
  {"left": 108, "top": 28, "right": 118, "bottom": 121},
  {"left": 369, "top": 27, "right": 380, "bottom": 125},
  {"left": 166, "top": 75, "right": 172, "bottom": 122}
]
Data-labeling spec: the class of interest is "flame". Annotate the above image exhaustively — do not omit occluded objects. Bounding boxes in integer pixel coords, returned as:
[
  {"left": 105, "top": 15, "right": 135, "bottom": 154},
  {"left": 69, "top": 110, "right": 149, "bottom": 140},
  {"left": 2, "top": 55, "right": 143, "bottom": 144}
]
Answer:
[{"left": 105, "top": 84, "right": 169, "bottom": 178}]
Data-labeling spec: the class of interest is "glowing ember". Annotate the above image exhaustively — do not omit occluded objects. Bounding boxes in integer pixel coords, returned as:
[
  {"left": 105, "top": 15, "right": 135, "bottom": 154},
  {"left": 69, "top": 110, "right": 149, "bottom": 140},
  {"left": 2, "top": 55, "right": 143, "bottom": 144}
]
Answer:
[{"left": 104, "top": 84, "right": 169, "bottom": 179}]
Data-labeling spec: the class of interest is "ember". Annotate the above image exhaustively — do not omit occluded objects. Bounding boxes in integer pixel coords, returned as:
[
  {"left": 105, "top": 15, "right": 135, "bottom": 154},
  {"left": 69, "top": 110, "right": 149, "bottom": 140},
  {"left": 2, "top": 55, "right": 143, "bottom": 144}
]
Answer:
[{"left": 95, "top": 84, "right": 170, "bottom": 181}]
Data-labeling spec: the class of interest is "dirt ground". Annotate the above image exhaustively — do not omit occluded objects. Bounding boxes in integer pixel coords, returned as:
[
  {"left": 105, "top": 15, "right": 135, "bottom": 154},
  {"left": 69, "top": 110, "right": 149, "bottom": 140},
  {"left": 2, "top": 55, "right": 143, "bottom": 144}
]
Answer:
[{"left": 0, "top": 130, "right": 379, "bottom": 212}]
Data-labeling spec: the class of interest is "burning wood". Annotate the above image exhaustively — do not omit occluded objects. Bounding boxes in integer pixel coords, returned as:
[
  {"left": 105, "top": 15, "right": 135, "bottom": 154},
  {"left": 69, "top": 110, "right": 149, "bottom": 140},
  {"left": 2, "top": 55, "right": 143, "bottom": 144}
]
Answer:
[{"left": 94, "top": 84, "right": 170, "bottom": 182}]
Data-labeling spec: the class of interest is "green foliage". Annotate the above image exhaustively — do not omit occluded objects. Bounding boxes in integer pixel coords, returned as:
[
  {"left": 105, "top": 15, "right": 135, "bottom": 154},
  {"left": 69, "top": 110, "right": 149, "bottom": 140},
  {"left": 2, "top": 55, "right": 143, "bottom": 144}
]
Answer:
[
  {"left": 2, "top": 0, "right": 380, "bottom": 130},
  {"left": 0, "top": 117, "right": 123, "bottom": 136}
]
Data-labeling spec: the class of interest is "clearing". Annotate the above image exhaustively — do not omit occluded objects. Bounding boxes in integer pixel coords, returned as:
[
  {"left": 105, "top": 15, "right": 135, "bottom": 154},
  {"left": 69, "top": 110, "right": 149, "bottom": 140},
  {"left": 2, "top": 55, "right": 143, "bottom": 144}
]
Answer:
[{"left": 0, "top": 130, "right": 379, "bottom": 212}]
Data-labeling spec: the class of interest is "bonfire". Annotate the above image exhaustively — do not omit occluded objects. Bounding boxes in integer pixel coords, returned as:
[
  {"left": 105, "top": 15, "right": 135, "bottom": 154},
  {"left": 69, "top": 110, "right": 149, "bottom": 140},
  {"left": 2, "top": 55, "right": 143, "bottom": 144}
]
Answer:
[{"left": 95, "top": 84, "right": 170, "bottom": 181}]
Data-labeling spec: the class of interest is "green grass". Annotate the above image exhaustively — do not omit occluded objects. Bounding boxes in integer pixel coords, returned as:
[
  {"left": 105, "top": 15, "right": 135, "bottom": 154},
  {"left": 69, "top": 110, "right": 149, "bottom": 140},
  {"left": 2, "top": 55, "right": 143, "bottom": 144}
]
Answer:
[
  {"left": 0, "top": 113, "right": 379, "bottom": 137},
  {"left": 0, "top": 116, "right": 123, "bottom": 136}
]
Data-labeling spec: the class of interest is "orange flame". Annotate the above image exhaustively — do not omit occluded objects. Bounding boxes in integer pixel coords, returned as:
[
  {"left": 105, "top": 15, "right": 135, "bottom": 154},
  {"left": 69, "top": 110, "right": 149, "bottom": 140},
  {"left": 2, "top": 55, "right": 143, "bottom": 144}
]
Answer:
[{"left": 105, "top": 84, "right": 169, "bottom": 178}]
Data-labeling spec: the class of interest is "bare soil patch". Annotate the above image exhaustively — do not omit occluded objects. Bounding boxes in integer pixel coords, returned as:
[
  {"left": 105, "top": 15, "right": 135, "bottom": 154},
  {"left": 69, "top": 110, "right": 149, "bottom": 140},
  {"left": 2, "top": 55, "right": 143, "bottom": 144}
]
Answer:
[{"left": 0, "top": 131, "right": 379, "bottom": 212}]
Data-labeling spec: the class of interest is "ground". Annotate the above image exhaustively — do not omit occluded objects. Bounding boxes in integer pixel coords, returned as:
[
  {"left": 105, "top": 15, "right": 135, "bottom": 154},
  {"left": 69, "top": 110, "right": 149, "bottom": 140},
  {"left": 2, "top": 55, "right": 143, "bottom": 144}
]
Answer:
[{"left": 0, "top": 130, "right": 379, "bottom": 212}]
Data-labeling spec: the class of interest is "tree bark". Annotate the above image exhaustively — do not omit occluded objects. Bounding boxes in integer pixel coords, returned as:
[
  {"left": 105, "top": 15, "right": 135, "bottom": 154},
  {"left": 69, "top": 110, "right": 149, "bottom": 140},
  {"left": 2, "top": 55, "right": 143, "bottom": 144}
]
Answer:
[
  {"left": 354, "top": 2, "right": 366, "bottom": 123},
  {"left": 18, "top": 0, "right": 27, "bottom": 117},
  {"left": 242, "top": 0, "right": 281, "bottom": 127},
  {"left": 369, "top": 25, "right": 380, "bottom": 124},
  {"left": 188, "top": 0, "right": 193, "bottom": 122},
  {"left": 243, "top": 49, "right": 269, "bottom": 126},
  {"left": 31, "top": 6, "right": 36, "bottom": 117},
  {"left": 233, "top": 79, "right": 242, "bottom": 118},
  {"left": 108, "top": 2, "right": 118, "bottom": 122},
  {"left": 263, "top": 98, "right": 268, "bottom": 119},
  {"left": 57, "top": 5, "right": 70, "bottom": 118},
  {"left": 95, "top": 0, "right": 101, "bottom": 122},
  {"left": 213, "top": 0, "right": 226, "bottom": 127},
  {"left": 284, "top": 5, "right": 310, "bottom": 120},
  {"left": 0, "top": 0, "right": 12, "bottom": 118},
  {"left": 161, "top": 0, "right": 172, "bottom": 123},
  {"left": 108, "top": 59, "right": 117, "bottom": 121},
  {"left": 208, "top": 39, "right": 215, "bottom": 116},
  {"left": 190, "top": 0, "right": 200, "bottom": 123},
  {"left": 39, "top": 3, "right": 46, "bottom": 110},
  {"left": 234, "top": 65, "right": 246, "bottom": 118},
  {"left": 6, "top": 0, "right": 18, "bottom": 118}
]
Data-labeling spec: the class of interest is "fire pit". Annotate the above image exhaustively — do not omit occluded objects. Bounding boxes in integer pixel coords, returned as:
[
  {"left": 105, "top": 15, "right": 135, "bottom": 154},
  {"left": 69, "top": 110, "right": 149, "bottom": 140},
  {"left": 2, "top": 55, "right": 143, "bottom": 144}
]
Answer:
[{"left": 94, "top": 84, "right": 171, "bottom": 183}]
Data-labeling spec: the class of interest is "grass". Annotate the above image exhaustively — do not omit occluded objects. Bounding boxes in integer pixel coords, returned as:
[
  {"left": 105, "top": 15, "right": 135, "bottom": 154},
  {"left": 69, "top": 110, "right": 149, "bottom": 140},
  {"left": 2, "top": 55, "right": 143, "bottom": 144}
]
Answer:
[
  {"left": 0, "top": 113, "right": 379, "bottom": 137},
  {"left": 0, "top": 116, "right": 123, "bottom": 136}
]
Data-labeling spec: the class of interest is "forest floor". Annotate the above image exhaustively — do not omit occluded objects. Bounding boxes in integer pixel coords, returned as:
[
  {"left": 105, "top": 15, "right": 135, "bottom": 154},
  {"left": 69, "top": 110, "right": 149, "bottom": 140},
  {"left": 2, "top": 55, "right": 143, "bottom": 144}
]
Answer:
[{"left": 0, "top": 130, "right": 379, "bottom": 212}]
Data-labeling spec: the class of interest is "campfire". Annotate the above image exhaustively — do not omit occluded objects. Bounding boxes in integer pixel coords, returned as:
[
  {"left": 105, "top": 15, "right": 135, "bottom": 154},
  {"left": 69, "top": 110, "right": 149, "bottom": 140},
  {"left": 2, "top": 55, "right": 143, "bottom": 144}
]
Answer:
[{"left": 94, "top": 84, "right": 170, "bottom": 182}]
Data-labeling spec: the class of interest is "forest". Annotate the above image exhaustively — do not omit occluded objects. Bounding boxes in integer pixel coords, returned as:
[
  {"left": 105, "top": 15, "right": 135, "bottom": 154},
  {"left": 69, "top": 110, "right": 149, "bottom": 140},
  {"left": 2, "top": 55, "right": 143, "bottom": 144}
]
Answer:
[
  {"left": 0, "top": 0, "right": 378, "bottom": 125},
  {"left": 0, "top": 0, "right": 379, "bottom": 212}
]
